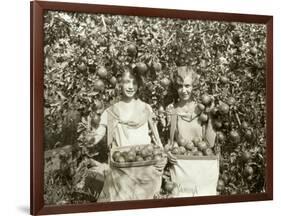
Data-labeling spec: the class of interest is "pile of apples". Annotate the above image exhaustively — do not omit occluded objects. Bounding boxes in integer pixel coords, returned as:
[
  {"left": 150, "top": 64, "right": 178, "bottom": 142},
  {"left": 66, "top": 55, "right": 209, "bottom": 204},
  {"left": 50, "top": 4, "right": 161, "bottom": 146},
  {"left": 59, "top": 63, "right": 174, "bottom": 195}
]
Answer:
[
  {"left": 112, "top": 144, "right": 164, "bottom": 164},
  {"left": 166, "top": 137, "right": 215, "bottom": 157}
]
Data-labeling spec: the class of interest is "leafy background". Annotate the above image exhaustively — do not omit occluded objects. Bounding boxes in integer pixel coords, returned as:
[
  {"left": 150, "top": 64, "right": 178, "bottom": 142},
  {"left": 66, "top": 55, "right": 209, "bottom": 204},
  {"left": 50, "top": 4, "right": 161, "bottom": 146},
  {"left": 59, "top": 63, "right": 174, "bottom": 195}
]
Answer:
[{"left": 43, "top": 10, "right": 266, "bottom": 204}]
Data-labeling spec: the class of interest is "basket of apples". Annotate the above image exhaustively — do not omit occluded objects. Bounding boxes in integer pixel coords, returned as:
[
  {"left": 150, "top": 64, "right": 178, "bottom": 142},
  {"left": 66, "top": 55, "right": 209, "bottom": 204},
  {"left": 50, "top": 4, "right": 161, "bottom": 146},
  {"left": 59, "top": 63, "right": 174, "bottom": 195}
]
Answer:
[
  {"left": 167, "top": 137, "right": 219, "bottom": 160},
  {"left": 110, "top": 144, "right": 165, "bottom": 168}
]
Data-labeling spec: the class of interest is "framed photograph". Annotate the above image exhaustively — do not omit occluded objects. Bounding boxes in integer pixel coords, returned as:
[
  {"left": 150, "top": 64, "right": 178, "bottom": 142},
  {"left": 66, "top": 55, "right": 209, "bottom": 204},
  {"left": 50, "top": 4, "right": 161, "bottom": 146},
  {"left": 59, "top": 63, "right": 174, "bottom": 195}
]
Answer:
[{"left": 31, "top": 1, "right": 273, "bottom": 215}]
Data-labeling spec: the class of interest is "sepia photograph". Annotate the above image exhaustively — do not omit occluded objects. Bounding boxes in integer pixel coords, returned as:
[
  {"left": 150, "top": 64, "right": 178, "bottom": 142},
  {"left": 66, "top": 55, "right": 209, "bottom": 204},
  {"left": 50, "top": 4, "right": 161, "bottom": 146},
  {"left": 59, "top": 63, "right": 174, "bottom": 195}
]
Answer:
[
  {"left": 42, "top": 9, "right": 268, "bottom": 205},
  {"left": 29, "top": 1, "right": 273, "bottom": 214}
]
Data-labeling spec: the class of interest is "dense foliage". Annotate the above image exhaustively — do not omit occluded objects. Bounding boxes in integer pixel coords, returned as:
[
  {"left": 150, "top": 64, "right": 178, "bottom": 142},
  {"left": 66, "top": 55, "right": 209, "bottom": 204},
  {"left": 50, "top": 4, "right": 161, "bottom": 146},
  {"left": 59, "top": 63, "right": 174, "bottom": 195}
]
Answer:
[{"left": 43, "top": 11, "right": 266, "bottom": 204}]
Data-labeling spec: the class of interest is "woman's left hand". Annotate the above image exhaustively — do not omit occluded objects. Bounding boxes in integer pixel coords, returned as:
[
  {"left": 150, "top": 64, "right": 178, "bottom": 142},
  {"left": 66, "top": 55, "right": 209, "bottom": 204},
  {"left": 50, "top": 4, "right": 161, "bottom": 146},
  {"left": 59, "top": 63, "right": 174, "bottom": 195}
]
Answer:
[{"left": 154, "top": 155, "right": 168, "bottom": 173}]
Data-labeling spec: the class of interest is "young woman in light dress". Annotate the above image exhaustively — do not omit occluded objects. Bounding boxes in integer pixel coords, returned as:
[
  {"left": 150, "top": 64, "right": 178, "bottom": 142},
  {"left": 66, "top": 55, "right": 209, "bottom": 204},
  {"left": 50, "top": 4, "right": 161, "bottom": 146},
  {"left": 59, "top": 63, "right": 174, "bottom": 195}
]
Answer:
[
  {"left": 87, "top": 67, "right": 167, "bottom": 202},
  {"left": 166, "top": 66, "right": 218, "bottom": 197}
]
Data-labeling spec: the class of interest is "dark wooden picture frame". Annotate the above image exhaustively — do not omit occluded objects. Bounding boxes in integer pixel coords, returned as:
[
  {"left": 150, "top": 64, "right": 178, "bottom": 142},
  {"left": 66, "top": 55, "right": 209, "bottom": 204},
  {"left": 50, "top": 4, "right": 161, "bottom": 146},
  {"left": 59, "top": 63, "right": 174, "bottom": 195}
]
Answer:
[{"left": 31, "top": 1, "right": 273, "bottom": 215}]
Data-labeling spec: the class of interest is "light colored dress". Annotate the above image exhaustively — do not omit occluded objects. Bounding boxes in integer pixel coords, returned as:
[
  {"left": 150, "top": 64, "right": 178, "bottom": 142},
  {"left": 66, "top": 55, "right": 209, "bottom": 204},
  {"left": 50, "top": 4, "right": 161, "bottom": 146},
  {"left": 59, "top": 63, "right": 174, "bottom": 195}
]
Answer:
[
  {"left": 167, "top": 101, "right": 219, "bottom": 197},
  {"left": 98, "top": 99, "right": 152, "bottom": 147},
  {"left": 96, "top": 99, "right": 162, "bottom": 202},
  {"left": 168, "top": 101, "right": 216, "bottom": 146}
]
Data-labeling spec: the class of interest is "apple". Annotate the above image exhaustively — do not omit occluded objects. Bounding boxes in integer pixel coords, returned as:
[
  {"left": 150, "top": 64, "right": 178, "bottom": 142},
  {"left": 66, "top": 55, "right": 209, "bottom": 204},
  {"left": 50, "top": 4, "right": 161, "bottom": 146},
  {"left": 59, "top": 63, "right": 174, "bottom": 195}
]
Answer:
[
  {"left": 217, "top": 131, "right": 226, "bottom": 142},
  {"left": 110, "top": 76, "right": 117, "bottom": 86},
  {"left": 127, "top": 44, "right": 137, "bottom": 56},
  {"left": 153, "top": 154, "right": 162, "bottom": 161},
  {"left": 135, "top": 62, "right": 148, "bottom": 75},
  {"left": 158, "top": 106, "right": 165, "bottom": 114},
  {"left": 160, "top": 77, "right": 171, "bottom": 88},
  {"left": 179, "top": 146, "right": 186, "bottom": 155},
  {"left": 205, "top": 107, "right": 212, "bottom": 114},
  {"left": 220, "top": 76, "right": 229, "bottom": 84},
  {"left": 245, "top": 129, "right": 253, "bottom": 141},
  {"left": 171, "top": 147, "right": 180, "bottom": 155},
  {"left": 164, "top": 181, "right": 175, "bottom": 193},
  {"left": 229, "top": 130, "right": 241, "bottom": 144},
  {"left": 217, "top": 179, "right": 225, "bottom": 191},
  {"left": 177, "top": 136, "right": 187, "bottom": 147},
  {"left": 185, "top": 141, "right": 194, "bottom": 151},
  {"left": 127, "top": 150, "right": 136, "bottom": 158},
  {"left": 145, "top": 145, "right": 154, "bottom": 155},
  {"left": 244, "top": 165, "right": 254, "bottom": 176},
  {"left": 241, "top": 151, "right": 252, "bottom": 162},
  {"left": 219, "top": 102, "right": 230, "bottom": 115},
  {"left": 153, "top": 148, "right": 162, "bottom": 156},
  {"left": 241, "top": 121, "right": 249, "bottom": 129},
  {"left": 135, "top": 155, "right": 144, "bottom": 162},
  {"left": 199, "top": 113, "right": 209, "bottom": 123},
  {"left": 126, "top": 154, "right": 136, "bottom": 162},
  {"left": 140, "top": 148, "right": 148, "bottom": 158},
  {"left": 221, "top": 173, "right": 229, "bottom": 184},
  {"left": 197, "top": 103, "right": 205, "bottom": 111},
  {"left": 91, "top": 113, "right": 101, "bottom": 126},
  {"left": 153, "top": 62, "right": 162, "bottom": 72},
  {"left": 250, "top": 47, "right": 258, "bottom": 55},
  {"left": 93, "top": 79, "right": 105, "bottom": 92},
  {"left": 211, "top": 107, "right": 219, "bottom": 116},
  {"left": 95, "top": 100, "right": 103, "bottom": 110},
  {"left": 145, "top": 155, "right": 153, "bottom": 161},
  {"left": 246, "top": 175, "right": 253, "bottom": 182},
  {"left": 191, "top": 147, "right": 199, "bottom": 153},
  {"left": 201, "top": 94, "right": 212, "bottom": 106},
  {"left": 116, "top": 155, "right": 125, "bottom": 163},
  {"left": 227, "top": 97, "right": 236, "bottom": 106},
  {"left": 77, "top": 62, "right": 87, "bottom": 72},
  {"left": 97, "top": 66, "right": 108, "bottom": 78},
  {"left": 203, "top": 148, "right": 214, "bottom": 156},
  {"left": 192, "top": 137, "right": 201, "bottom": 147},
  {"left": 213, "top": 119, "right": 223, "bottom": 129},
  {"left": 197, "top": 141, "right": 208, "bottom": 151},
  {"left": 112, "top": 151, "right": 122, "bottom": 161},
  {"left": 115, "top": 25, "right": 123, "bottom": 34}
]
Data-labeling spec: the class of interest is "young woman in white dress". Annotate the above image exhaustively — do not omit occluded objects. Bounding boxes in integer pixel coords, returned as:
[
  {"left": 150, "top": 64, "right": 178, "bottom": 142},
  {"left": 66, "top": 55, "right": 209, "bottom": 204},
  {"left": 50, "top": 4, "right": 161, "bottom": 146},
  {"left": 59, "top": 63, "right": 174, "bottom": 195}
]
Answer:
[
  {"left": 87, "top": 67, "right": 167, "bottom": 201},
  {"left": 166, "top": 66, "right": 218, "bottom": 197}
]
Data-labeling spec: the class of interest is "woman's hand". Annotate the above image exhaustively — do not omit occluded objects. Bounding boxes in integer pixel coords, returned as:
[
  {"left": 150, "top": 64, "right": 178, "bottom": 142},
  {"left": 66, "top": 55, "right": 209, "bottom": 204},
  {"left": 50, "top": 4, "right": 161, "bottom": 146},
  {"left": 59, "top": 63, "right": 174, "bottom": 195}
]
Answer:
[
  {"left": 164, "top": 142, "right": 177, "bottom": 165},
  {"left": 154, "top": 155, "right": 168, "bottom": 173},
  {"left": 167, "top": 151, "right": 177, "bottom": 165},
  {"left": 86, "top": 125, "right": 106, "bottom": 148},
  {"left": 86, "top": 136, "right": 96, "bottom": 148}
]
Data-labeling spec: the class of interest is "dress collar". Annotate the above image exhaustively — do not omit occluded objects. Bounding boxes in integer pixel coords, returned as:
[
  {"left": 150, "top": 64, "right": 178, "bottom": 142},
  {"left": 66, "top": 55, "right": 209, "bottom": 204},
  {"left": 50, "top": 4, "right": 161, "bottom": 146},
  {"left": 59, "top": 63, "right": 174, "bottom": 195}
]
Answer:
[{"left": 174, "top": 101, "right": 200, "bottom": 122}]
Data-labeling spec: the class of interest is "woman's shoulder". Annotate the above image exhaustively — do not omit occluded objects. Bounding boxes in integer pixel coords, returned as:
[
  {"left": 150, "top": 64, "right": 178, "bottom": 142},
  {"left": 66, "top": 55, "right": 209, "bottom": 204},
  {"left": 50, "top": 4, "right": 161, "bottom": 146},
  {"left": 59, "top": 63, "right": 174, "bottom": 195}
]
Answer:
[
  {"left": 135, "top": 100, "right": 155, "bottom": 119},
  {"left": 103, "top": 104, "right": 114, "bottom": 113},
  {"left": 137, "top": 99, "right": 152, "bottom": 109},
  {"left": 169, "top": 101, "right": 199, "bottom": 114},
  {"left": 103, "top": 102, "right": 120, "bottom": 117}
]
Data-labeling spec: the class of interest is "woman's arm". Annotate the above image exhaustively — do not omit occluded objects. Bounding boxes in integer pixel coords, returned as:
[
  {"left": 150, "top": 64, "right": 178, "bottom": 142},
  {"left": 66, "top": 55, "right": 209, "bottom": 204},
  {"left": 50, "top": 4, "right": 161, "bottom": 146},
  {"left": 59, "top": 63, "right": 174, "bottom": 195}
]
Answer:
[
  {"left": 146, "top": 104, "right": 163, "bottom": 147},
  {"left": 87, "top": 125, "right": 107, "bottom": 147},
  {"left": 205, "top": 116, "right": 216, "bottom": 148},
  {"left": 87, "top": 110, "right": 108, "bottom": 147},
  {"left": 150, "top": 120, "right": 163, "bottom": 147}
]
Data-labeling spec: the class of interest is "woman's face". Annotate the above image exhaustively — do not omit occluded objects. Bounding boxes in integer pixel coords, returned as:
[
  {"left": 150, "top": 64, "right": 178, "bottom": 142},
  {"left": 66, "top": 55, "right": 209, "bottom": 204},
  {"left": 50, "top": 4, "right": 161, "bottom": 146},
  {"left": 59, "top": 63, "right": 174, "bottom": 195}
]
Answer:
[
  {"left": 177, "top": 76, "right": 193, "bottom": 102},
  {"left": 121, "top": 72, "right": 138, "bottom": 99}
]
